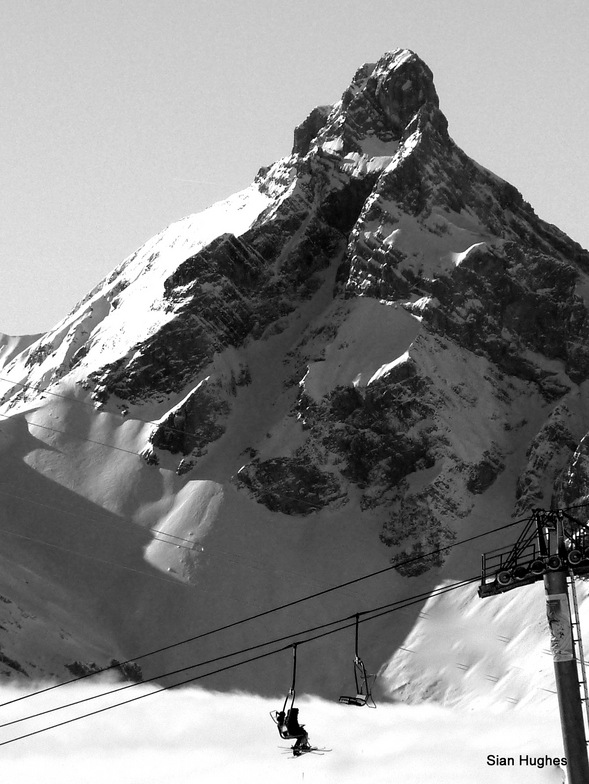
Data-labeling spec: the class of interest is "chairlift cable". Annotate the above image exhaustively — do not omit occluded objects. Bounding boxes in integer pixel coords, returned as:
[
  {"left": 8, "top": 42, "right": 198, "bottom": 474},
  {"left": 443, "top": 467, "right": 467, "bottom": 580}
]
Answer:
[
  {"left": 0, "top": 411, "right": 142, "bottom": 457},
  {"left": 0, "top": 525, "right": 195, "bottom": 589},
  {"left": 0, "top": 411, "right": 329, "bottom": 514},
  {"left": 0, "top": 643, "right": 290, "bottom": 749},
  {"left": 0, "top": 375, "right": 211, "bottom": 443},
  {"left": 0, "top": 514, "right": 527, "bottom": 710},
  {"left": 0, "top": 485, "right": 195, "bottom": 549},
  {"left": 0, "top": 577, "right": 479, "bottom": 745},
  {"left": 0, "top": 578, "right": 478, "bottom": 732},
  {"left": 0, "top": 579, "right": 550, "bottom": 750},
  {"left": 0, "top": 483, "right": 344, "bottom": 587}
]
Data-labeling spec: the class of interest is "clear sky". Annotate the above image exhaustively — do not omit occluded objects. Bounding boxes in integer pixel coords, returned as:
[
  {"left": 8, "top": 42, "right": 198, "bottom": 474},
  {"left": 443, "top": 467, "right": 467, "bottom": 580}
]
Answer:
[{"left": 1, "top": 0, "right": 587, "bottom": 335}]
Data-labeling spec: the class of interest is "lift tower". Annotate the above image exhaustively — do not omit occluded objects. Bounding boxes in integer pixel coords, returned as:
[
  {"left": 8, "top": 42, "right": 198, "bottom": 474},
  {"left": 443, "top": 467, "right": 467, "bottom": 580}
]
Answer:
[{"left": 479, "top": 509, "right": 589, "bottom": 784}]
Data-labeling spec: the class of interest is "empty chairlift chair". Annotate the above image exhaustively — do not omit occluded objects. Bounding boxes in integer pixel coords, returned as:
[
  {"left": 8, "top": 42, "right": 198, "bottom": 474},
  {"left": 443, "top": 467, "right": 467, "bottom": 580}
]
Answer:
[{"left": 339, "top": 614, "right": 377, "bottom": 708}]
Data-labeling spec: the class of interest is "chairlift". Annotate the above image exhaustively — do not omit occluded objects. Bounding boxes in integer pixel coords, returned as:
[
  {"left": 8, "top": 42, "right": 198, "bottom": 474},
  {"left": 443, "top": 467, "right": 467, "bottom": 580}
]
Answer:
[
  {"left": 270, "top": 644, "right": 307, "bottom": 739},
  {"left": 339, "top": 614, "right": 377, "bottom": 708}
]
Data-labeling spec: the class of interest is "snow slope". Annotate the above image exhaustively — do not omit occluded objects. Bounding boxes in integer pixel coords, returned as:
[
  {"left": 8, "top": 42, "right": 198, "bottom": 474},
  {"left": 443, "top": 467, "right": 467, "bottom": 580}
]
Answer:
[
  {"left": 0, "top": 332, "right": 41, "bottom": 368},
  {"left": 0, "top": 683, "right": 567, "bottom": 784}
]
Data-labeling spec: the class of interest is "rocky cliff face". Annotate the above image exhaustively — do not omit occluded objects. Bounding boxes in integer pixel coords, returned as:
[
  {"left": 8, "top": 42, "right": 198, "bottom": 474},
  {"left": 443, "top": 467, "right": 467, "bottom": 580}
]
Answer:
[{"left": 1, "top": 48, "right": 588, "bottom": 693}]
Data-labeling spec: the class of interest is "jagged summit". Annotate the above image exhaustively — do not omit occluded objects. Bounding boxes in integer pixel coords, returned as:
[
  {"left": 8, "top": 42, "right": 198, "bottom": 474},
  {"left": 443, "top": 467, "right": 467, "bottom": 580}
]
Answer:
[
  {"left": 293, "top": 48, "right": 445, "bottom": 157},
  {"left": 1, "top": 50, "right": 589, "bottom": 701}
]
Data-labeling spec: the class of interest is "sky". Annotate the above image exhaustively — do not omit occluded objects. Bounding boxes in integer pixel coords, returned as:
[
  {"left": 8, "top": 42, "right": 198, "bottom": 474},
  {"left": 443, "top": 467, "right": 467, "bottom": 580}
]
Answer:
[{"left": 1, "top": 0, "right": 588, "bottom": 335}]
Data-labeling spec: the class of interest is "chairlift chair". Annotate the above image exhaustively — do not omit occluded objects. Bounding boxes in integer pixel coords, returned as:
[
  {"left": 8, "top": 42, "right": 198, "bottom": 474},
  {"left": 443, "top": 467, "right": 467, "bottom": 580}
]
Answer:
[
  {"left": 270, "top": 644, "right": 307, "bottom": 739},
  {"left": 339, "top": 614, "right": 377, "bottom": 708}
]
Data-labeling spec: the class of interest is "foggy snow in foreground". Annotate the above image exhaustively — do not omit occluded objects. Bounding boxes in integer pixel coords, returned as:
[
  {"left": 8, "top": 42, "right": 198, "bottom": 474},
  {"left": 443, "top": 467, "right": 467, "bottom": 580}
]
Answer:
[{"left": 0, "top": 685, "right": 566, "bottom": 783}]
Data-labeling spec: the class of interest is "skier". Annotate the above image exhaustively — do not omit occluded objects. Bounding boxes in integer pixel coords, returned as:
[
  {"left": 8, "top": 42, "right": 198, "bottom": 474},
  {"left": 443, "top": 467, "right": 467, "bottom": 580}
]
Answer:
[{"left": 276, "top": 708, "right": 311, "bottom": 755}]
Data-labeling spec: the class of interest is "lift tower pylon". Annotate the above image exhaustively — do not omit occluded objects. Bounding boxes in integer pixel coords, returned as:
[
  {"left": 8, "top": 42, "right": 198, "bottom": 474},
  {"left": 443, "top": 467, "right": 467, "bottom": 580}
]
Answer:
[{"left": 479, "top": 509, "right": 589, "bottom": 784}]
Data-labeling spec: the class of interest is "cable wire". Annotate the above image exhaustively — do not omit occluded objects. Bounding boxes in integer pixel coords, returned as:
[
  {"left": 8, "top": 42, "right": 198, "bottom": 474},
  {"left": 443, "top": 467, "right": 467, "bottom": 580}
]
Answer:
[
  {"left": 0, "top": 482, "right": 371, "bottom": 602},
  {"left": 0, "top": 409, "right": 329, "bottom": 514},
  {"left": 0, "top": 644, "right": 284, "bottom": 748},
  {"left": 5, "top": 375, "right": 589, "bottom": 525},
  {"left": 0, "top": 410, "right": 140, "bottom": 457},
  {"left": 0, "top": 485, "right": 196, "bottom": 550},
  {"left": 2, "top": 364, "right": 420, "bottom": 444},
  {"left": 0, "top": 577, "right": 479, "bottom": 745},
  {"left": 0, "top": 526, "right": 195, "bottom": 589},
  {"left": 0, "top": 375, "right": 191, "bottom": 442},
  {"left": 0, "top": 516, "right": 529, "bottom": 711},
  {"left": 0, "top": 518, "right": 529, "bottom": 707},
  {"left": 0, "top": 577, "right": 477, "bottom": 730}
]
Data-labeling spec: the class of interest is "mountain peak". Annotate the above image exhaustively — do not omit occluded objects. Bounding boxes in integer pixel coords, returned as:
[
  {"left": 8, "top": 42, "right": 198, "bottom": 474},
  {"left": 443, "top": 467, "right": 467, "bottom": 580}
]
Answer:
[
  {"left": 293, "top": 48, "right": 446, "bottom": 156},
  {"left": 3, "top": 47, "right": 589, "bottom": 706}
]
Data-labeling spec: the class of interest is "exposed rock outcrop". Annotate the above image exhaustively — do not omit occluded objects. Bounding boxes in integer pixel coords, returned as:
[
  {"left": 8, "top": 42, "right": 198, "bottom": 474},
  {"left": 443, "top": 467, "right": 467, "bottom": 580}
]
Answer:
[{"left": 2, "top": 46, "right": 589, "bottom": 593}]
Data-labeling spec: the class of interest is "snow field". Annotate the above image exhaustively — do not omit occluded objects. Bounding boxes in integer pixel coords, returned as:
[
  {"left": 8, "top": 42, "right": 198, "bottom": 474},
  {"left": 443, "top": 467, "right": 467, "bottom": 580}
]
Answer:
[{"left": 0, "top": 685, "right": 565, "bottom": 784}]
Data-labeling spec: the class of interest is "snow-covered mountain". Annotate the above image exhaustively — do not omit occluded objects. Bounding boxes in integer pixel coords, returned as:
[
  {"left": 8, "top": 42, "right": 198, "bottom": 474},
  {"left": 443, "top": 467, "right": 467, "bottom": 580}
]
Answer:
[{"left": 1, "top": 48, "right": 588, "bottom": 717}]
